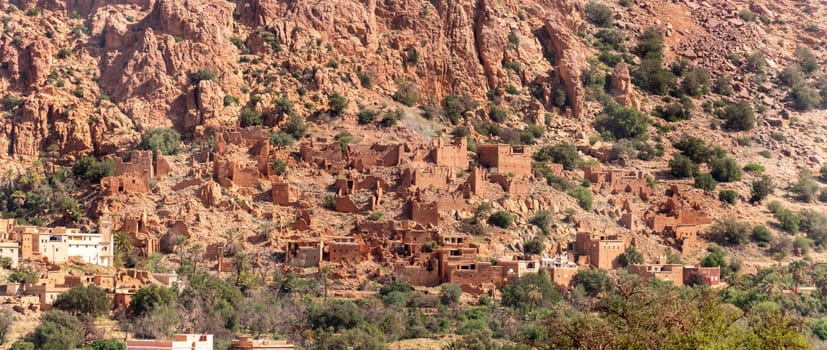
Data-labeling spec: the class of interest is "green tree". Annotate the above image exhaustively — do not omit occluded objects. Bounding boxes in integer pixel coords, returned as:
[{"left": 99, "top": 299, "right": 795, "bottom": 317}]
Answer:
[
  {"left": 283, "top": 114, "right": 308, "bottom": 139},
  {"left": 700, "top": 245, "right": 726, "bottom": 267},
  {"left": 239, "top": 107, "right": 262, "bottom": 127},
  {"left": 30, "top": 310, "right": 84, "bottom": 350},
  {"left": 529, "top": 210, "right": 552, "bottom": 235},
  {"left": 439, "top": 283, "right": 462, "bottom": 305},
  {"left": 708, "top": 218, "right": 751, "bottom": 246},
  {"left": 533, "top": 143, "right": 581, "bottom": 170},
  {"left": 91, "top": 339, "right": 126, "bottom": 350},
  {"left": 130, "top": 285, "right": 177, "bottom": 317},
  {"left": 113, "top": 231, "right": 133, "bottom": 268},
  {"left": 0, "top": 308, "right": 12, "bottom": 345},
  {"left": 523, "top": 236, "right": 546, "bottom": 255},
  {"left": 502, "top": 271, "right": 561, "bottom": 311},
  {"left": 694, "top": 173, "right": 717, "bottom": 192},
  {"left": 572, "top": 269, "right": 611, "bottom": 297},
  {"left": 584, "top": 1, "right": 613, "bottom": 27},
  {"left": 72, "top": 156, "right": 115, "bottom": 182},
  {"left": 268, "top": 132, "right": 295, "bottom": 148},
  {"left": 328, "top": 93, "right": 348, "bottom": 117},
  {"left": 569, "top": 186, "right": 594, "bottom": 211},
  {"left": 620, "top": 246, "right": 644, "bottom": 266},
  {"left": 709, "top": 157, "right": 742, "bottom": 182},
  {"left": 790, "top": 171, "right": 819, "bottom": 203},
  {"left": 53, "top": 285, "right": 112, "bottom": 317},
  {"left": 721, "top": 101, "right": 755, "bottom": 131},
  {"left": 8, "top": 341, "right": 35, "bottom": 350},
  {"left": 750, "top": 175, "right": 775, "bottom": 203},
  {"left": 141, "top": 128, "right": 181, "bottom": 157},
  {"left": 751, "top": 225, "right": 772, "bottom": 245},
  {"left": 719, "top": 189, "right": 738, "bottom": 204},
  {"left": 488, "top": 211, "right": 514, "bottom": 228},
  {"left": 669, "top": 154, "right": 698, "bottom": 178}
]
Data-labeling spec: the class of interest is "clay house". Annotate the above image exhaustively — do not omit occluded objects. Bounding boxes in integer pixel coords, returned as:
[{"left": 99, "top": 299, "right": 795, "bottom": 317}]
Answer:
[
  {"left": 100, "top": 150, "right": 168, "bottom": 195},
  {"left": 286, "top": 240, "right": 323, "bottom": 267},
  {"left": 0, "top": 241, "right": 19, "bottom": 269},
  {"left": 327, "top": 237, "right": 362, "bottom": 264},
  {"left": 398, "top": 166, "right": 456, "bottom": 193},
  {"left": 628, "top": 263, "right": 684, "bottom": 286},
  {"left": 428, "top": 137, "right": 468, "bottom": 168},
  {"left": 498, "top": 255, "right": 541, "bottom": 280},
  {"left": 583, "top": 166, "right": 651, "bottom": 199},
  {"left": 683, "top": 266, "right": 721, "bottom": 286},
  {"left": 574, "top": 232, "right": 626, "bottom": 270},
  {"left": 127, "top": 334, "right": 214, "bottom": 350},
  {"left": 271, "top": 176, "right": 290, "bottom": 206},
  {"left": 476, "top": 144, "right": 532, "bottom": 177},
  {"left": 346, "top": 143, "right": 404, "bottom": 172},
  {"left": 541, "top": 253, "right": 579, "bottom": 290}
]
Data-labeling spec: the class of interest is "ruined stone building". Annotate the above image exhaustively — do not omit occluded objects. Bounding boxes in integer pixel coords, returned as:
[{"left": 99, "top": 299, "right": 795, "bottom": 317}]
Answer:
[
  {"left": 428, "top": 137, "right": 468, "bottom": 168},
  {"left": 476, "top": 144, "right": 532, "bottom": 177},
  {"left": 583, "top": 166, "right": 651, "bottom": 199},
  {"left": 101, "top": 150, "right": 170, "bottom": 195}
]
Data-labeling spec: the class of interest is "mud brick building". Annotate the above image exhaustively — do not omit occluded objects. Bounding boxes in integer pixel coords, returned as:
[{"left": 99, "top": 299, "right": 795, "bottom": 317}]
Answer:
[
  {"left": 574, "top": 232, "right": 626, "bottom": 270},
  {"left": 476, "top": 144, "right": 532, "bottom": 177}
]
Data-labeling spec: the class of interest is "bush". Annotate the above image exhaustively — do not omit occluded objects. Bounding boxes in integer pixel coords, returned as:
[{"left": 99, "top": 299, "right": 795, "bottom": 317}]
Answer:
[
  {"left": 569, "top": 187, "right": 593, "bottom": 211},
  {"left": 632, "top": 58, "right": 677, "bottom": 95},
  {"left": 789, "top": 84, "right": 822, "bottom": 111},
  {"left": 620, "top": 246, "right": 644, "bottom": 266},
  {"left": 268, "top": 132, "right": 295, "bottom": 148},
  {"left": 30, "top": 311, "right": 83, "bottom": 350},
  {"left": 694, "top": 173, "right": 717, "bottom": 192},
  {"left": 775, "top": 208, "right": 801, "bottom": 233},
  {"left": 821, "top": 164, "right": 827, "bottom": 182},
  {"left": 309, "top": 300, "right": 366, "bottom": 331},
  {"left": 778, "top": 66, "right": 804, "bottom": 87},
  {"left": 2, "top": 95, "right": 24, "bottom": 111},
  {"left": 681, "top": 67, "right": 711, "bottom": 96},
  {"left": 439, "top": 283, "right": 462, "bottom": 305},
  {"left": 271, "top": 159, "right": 287, "bottom": 176},
  {"left": 595, "top": 99, "right": 650, "bottom": 140},
  {"left": 489, "top": 105, "right": 507, "bottom": 123},
  {"left": 91, "top": 339, "right": 126, "bottom": 350},
  {"left": 189, "top": 68, "right": 216, "bottom": 84},
  {"left": 523, "top": 236, "right": 545, "bottom": 254},
  {"left": 328, "top": 93, "right": 348, "bottom": 116},
  {"left": 700, "top": 245, "right": 726, "bottom": 267},
  {"left": 796, "top": 47, "right": 818, "bottom": 74},
  {"left": 72, "top": 156, "right": 115, "bottom": 183},
  {"left": 709, "top": 157, "right": 741, "bottom": 182},
  {"left": 585, "top": 1, "right": 613, "bottom": 27},
  {"left": 669, "top": 154, "right": 698, "bottom": 178},
  {"left": 743, "top": 163, "right": 765, "bottom": 172},
  {"left": 53, "top": 285, "right": 112, "bottom": 317},
  {"left": 714, "top": 76, "right": 733, "bottom": 96},
  {"left": 655, "top": 101, "right": 692, "bottom": 122},
  {"left": 750, "top": 175, "right": 775, "bottom": 203},
  {"left": 595, "top": 29, "right": 625, "bottom": 51},
  {"left": 367, "top": 211, "right": 383, "bottom": 221},
  {"left": 239, "top": 107, "right": 262, "bottom": 127},
  {"left": 746, "top": 51, "right": 767, "bottom": 72},
  {"left": 57, "top": 48, "right": 72, "bottom": 59},
  {"left": 751, "top": 225, "right": 772, "bottom": 244},
  {"left": 720, "top": 101, "right": 755, "bottom": 131},
  {"left": 738, "top": 9, "right": 756, "bottom": 21},
  {"left": 141, "top": 128, "right": 181, "bottom": 156},
  {"left": 719, "top": 189, "right": 738, "bottom": 204},
  {"left": 636, "top": 27, "right": 664, "bottom": 59},
  {"left": 673, "top": 136, "right": 720, "bottom": 163},
  {"left": 488, "top": 211, "right": 514, "bottom": 229},
  {"left": 393, "top": 81, "right": 420, "bottom": 106},
  {"left": 380, "top": 109, "right": 402, "bottom": 127},
  {"left": 283, "top": 114, "right": 308, "bottom": 139},
  {"left": 357, "top": 108, "right": 378, "bottom": 125},
  {"left": 572, "top": 269, "right": 611, "bottom": 297},
  {"left": 529, "top": 211, "right": 552, "bottom": 235},
  {"left": 708, "top": 218, "right": 751, "bottom": 246},
  {"left": 444, "top": 95, "right": 477, "bottom": 124},
  {"left": 790, "top": 171, "right": 820, "bottom": 203},
  {"left": 130, "top": 285, "right": 177, "bottom": 317},
  {"left": 533, "top": 143, "right": 581, "bottom": 170},
  {"left": 502, "top": 271, "right": 561, "bottom": 310}
]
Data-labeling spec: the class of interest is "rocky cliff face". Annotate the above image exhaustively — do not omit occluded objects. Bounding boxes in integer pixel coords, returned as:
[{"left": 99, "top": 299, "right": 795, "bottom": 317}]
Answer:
[{"left": 0, "top": 0, "right": 591, "bottom": 162}]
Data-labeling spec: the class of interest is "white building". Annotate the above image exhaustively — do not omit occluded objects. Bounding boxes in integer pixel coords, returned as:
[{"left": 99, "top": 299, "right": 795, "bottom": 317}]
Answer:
[
  {"left": 0, "top": 241, "right": 19, "bottom": 269},
  {"left": 49, "top": 231, "right": 113, "bottom": 267},
  {"left": 127, "top": 334, "right": 213, "bottom": 350}
]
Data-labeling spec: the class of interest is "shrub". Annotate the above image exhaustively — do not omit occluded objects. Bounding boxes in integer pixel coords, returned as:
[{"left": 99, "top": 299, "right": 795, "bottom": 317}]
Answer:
[
  {"left": 620, "top": 246, "right": 644, "bottom": 266},
  {"left": 738, "top": 9, "right": 756, "bottom": 21},
  {"left": 523, "top": 236, "right": 545, "bottom": 254},
  {"left": 775, "top": 208, "right": 801, "bottom": 233},
  {"left": 393, "top": 81, "right": 420, "bottom": 106},
  {"left": 444, "top": 95, "right": 477, "bottom": 124},
  {"left": 743, "top": 163, "right": 765, "bottom": 172},
  {"left": 714, "top": 76, "right": 733, "bottom": 96},
  {"left": 189, "top": 68, "right": 216, "bottom": 84},
  {"left": 655, "top": 101, "right": 692, "bottom": 122},
  {"left": 53, "top": 285, "right": 112, "bottom": 317},
  {"left": 790, "top": 171, "right": 820, "bottom": 203},
  {"left": 439, "top": 283, "right": 462, "bottom": 305},
  {"left": 489, "top": 105, "right": 507, "bottom": 123},
  {"left": 569, "top": 187, "right": 593, "bottom": 211},
  {"left": 403, "top": 48, "right": 419, "bottom": 66},
  {"left": 283, "top": 114, "right": 308, "bottom": 139},
  {"left": 268, "top": 132, "right": 295, "bottom": 148},
  {"left": 356, "top": 69, "right": 374, "bottom": 88},
  {"left": 25, "top": 7, "right": 40, "bottom": 16},
  {"left": 488, "top": 211, "right": 514, "bottom": 228},
  {"left": 669, "top": 154, "right": 698, "bottom": 178},
  {"left": 572, "top": 269, "right": 611, "bottom": 297},
  {"left": 239, "top": 107, "right": 262, "bottom": 127},
  {"left": 635, "top": 27, "right": 664, "bottom": 59},
  {"left": 709, "top": 157, "right": 741, "bottom": 182},
  {"left": 2, "top": 95, "right": 24, "bottom": 111},
  {"left": 681, "top": 67, "right": 711, "bottom": 96},
  {"left": 328, "top": 93, "right": 348, "bottom": 116},
  {"left": 552, "top": 89, "right": 567, "bottom": 108},
  {"left": 57, "top": 48, "right": 72, "bottom": 59},
  {"left": 533, "top": 143, "right": 581, "bottom": 170},
  {"left": 720, "top": 101, "right": 755, "bottom": 131},
  {"left": 380, "top": 109, "right": 402, "bottom": 127},
  {"left": 751, "top": 225, "right": 772, "bottom": 244},
  {"left": 746, "top": 51, "right": 767, "bottom": 72},
  {"left": 673, "top": 136, "right": 719, "bottom": 163},
  {"left": 223, "top": 95, "right": 240, "bottom": 106},
  {"left": 700, "top": 245, "right": 726, "bottom": 267},
  {"left": 357, "top": 108, "right": 378, "bottom": 125},
  {"left": 30, "top": 311, "right": 83, "bottom": 350},
  {"left": 595, "top": 99, "right": 650, "bottom": 140},
  {"left": 529, "top": 211, "right": 552, "bottom": 235},
  {"left": 694, "top": 173, "right": 717, "bottom": 192},
  {"left": 708, "top": 218, "right": 751, "bottom": 246},
  {"left": 632, "top": 59, "right": 677, "bottom": 95},
  {"left": 789, "top": 84, "right": 822, "bottom": 111},
  {"left": 778, "top": 66, "right": 804, "bottom": 87},
  {"left": 141, "top": 128, "right": 181, "bottom": 156},
  {"left": 795, "top": 47, "right": 818, "bottom": 74},
  {"left": 821, "top": 164, "right": 827, "bottom": 182},
  {"left": 719, "top": 190, "right": 738, "bottom": 204},
  {"left": 91, "top": 339, "right": 126, "bottom": 350},
  {"left": 502, "top": 271, "right": 560, "bottom": 310},
  {"left": 271, "top": 159, "right": 287, "bottom": 176},
  {"left": 585, "top": 1, "right": 613, "bottom": 27},
  {"left": 72, "top": 156, "right": 115, "bottom": 183},
  {"left": 367, "top": 211, "right": 383, "bottom": 221},
  {"left": 595, "top": 29, "right": 625, "bottom": 51}
]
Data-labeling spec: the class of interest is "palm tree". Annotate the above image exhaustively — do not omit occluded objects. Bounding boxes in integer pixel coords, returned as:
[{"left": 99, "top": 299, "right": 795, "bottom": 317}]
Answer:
[
  {"left": 234, "top": 253, "right": 251, "bottom": 286},
  {"left": 788, "top": 260, "right": 809, "bottom": 293},
  {"left": 759, "top": 270, "right": 784, "bottom": 296},
  {"left": 527, "top": 285, "right": 543, "bottom": 313},
  {"left": 222, "top": 229, "right": 241, "bottom": 256},
  {"left": 113, "top": 231, "right": 133, "bottom": 267}
]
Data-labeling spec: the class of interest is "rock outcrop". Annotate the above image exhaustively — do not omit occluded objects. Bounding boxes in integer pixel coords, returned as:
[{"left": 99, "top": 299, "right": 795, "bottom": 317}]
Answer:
[{"left": 610, "top": 63, "right": 641, "bottom": 109}]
